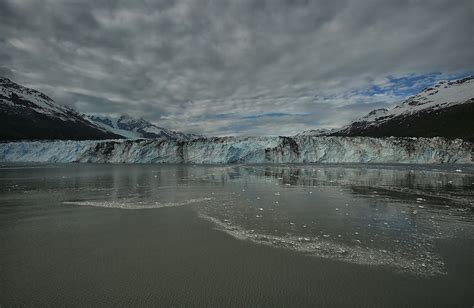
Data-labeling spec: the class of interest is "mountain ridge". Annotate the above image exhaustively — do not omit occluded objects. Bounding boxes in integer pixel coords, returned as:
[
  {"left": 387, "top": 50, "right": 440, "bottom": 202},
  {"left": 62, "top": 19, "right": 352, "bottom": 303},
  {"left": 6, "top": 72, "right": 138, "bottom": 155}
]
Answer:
[
  {"left": 333, "top": 76, "right": 474, "bottom": 141},
  {"left": 0, "top": 77, "right": 197, "bottom": 141},
  {"left": 85, "top": 114, "right": 200, "bottom": 140},
  {"left": 300, "top": 76, "right": 474, "bottom": 141},
  {"left": 0, "top": 77, "right": 122, "bottom": 141}
]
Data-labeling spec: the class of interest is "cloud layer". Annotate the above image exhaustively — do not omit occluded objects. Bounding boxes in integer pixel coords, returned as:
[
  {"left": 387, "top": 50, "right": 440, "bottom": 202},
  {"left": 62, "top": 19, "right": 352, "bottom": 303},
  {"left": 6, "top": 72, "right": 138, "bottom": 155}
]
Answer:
[{"left": 1, "top": 0, "right": 472, "bottom": 135}]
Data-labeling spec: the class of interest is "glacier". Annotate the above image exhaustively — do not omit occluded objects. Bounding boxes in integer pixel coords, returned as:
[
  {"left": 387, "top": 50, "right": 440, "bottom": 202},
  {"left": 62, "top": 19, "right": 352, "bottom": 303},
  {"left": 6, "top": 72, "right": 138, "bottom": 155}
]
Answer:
[{"left": 0, "top": 136, "right": 471, "bottom": 164}]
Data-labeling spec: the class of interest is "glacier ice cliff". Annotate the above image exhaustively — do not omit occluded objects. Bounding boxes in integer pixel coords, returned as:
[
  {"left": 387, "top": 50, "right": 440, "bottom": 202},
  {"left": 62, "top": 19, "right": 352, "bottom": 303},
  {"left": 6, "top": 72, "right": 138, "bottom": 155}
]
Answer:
[{"left": 0, "top": 136, "right": 472, "bottom": 164}]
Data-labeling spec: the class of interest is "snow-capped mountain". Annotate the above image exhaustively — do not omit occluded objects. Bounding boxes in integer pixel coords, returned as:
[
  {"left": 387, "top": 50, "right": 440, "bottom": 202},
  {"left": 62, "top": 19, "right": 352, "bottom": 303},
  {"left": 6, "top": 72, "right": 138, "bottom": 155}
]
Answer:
[
  {"left": 0, "top": 77, "right": 198, "bottom": 141},
  {"left": 86, "top": 114, "right": 199, "bottom": 140},
  {"left": 334, "top": 76, "right": 474, "bottom": 141},
  {"left": 0, "top": 77, "right": 121, "bottom": 141}
]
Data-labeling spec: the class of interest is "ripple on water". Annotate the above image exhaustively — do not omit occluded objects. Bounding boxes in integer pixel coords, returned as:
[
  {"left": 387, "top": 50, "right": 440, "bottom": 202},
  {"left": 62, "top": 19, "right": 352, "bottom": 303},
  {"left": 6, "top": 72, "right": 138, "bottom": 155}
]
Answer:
[
  {"left": 63, "top": 197, "right": 213, "bottom": 210},
  {"left": 199, "top": 212, "right": 446, "bottom": 276}
]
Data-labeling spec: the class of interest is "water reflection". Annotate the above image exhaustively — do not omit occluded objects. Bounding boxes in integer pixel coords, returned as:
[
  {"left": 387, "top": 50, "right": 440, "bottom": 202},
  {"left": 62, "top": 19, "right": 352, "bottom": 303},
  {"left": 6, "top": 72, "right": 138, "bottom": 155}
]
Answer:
[
  {"left": 1, "top": 163, "right": 473, "bottom": 276},
  {"left": 192, "top": 164, "right": 474, "bottom": 276}
]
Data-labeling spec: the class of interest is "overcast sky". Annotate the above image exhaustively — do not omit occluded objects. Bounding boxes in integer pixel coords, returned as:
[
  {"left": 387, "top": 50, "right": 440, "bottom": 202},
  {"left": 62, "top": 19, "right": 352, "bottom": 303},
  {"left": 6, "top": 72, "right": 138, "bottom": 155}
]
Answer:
[{"left": 1, "top": 0, "right": 473, "bottom": 136}]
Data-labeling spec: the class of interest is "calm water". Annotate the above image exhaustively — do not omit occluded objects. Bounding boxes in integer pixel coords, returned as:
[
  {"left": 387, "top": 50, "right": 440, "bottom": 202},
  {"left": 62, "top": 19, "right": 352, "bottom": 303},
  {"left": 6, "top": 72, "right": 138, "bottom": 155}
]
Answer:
[{"left": 0, "top": 163, "right": 473, "bottom": 307}]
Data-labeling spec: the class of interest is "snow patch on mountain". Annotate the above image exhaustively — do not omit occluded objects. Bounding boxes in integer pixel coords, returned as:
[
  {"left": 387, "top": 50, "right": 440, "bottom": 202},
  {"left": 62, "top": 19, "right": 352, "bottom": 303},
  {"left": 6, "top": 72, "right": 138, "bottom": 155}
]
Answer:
[
  {"left": 391, "top": 77, "right": 474, "bottom": 117},
  {"left": 86, "top": 115, "right": 141, "bottom": 139},
  {"left": 337, "top": 76, "right": 474, "bottom": 134},
  {"left": 0, "top": 77, "right": 75, "bottom": 121},
  {"left": 0, "top": 77, "right": 122, "bottom": 140},
  {"left": 86, "top": 114, "right": 199, "bottom": 140},
  {"left": 358, "top": 108, "right": 389, "bottom": 122}
]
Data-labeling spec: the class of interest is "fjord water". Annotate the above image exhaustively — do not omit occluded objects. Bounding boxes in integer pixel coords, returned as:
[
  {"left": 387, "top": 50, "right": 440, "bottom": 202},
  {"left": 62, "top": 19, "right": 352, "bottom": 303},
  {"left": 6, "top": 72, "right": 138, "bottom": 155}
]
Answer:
[{"left": 0, "top": 163, "right": 472, "bottom": 307}]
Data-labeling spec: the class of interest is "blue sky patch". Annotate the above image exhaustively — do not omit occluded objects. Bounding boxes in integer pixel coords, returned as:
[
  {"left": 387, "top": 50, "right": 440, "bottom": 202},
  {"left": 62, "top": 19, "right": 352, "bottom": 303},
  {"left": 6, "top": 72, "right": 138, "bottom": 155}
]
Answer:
[{"left": 356, "top": 72, "right": 473, "bottom": 99}]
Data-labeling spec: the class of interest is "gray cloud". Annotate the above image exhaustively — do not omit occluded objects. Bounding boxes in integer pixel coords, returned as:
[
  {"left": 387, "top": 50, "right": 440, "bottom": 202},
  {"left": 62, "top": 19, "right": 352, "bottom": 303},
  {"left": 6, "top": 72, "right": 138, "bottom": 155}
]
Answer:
[{"left": 0, "top": 0, "right": 472, "bottom": 135}]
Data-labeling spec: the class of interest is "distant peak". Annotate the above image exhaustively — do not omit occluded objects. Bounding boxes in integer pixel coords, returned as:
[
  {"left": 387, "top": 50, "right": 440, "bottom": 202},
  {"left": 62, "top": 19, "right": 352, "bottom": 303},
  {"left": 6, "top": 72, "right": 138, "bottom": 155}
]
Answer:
[
  {"left": 448, "top": 75, "right": 474, "bottom": 85},
  {"left": 0, "top": 76, "right": 13, "bottom": 84},
  {"left": 367, "top": 108, "right": 388, "bottom": 116},
  {"left": 118, "top": 115, "right": 149, "bottom": 125},
  {"left": 356, "top": 108, "right": 389, "bottom": 122}
]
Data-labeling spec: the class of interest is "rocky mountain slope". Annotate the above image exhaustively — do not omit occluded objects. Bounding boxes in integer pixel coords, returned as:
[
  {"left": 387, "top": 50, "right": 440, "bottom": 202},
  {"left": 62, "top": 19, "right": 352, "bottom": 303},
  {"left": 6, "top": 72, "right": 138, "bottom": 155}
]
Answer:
[
  {"left": 0, "top": 77, "right": 122, "bottom": 141},
  {"left": 333, "top": 76, "right": 474, "bottom": 141},
  {"left": 0, "top": 77, "right": 196, "bottom": 141}
]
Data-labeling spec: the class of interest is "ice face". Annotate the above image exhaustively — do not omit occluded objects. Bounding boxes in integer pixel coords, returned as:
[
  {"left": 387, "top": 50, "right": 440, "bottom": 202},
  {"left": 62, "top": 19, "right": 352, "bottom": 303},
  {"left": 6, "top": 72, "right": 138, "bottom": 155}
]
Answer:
[{"left": 0, "top": 136, "right": 471, "bottom": 164}]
